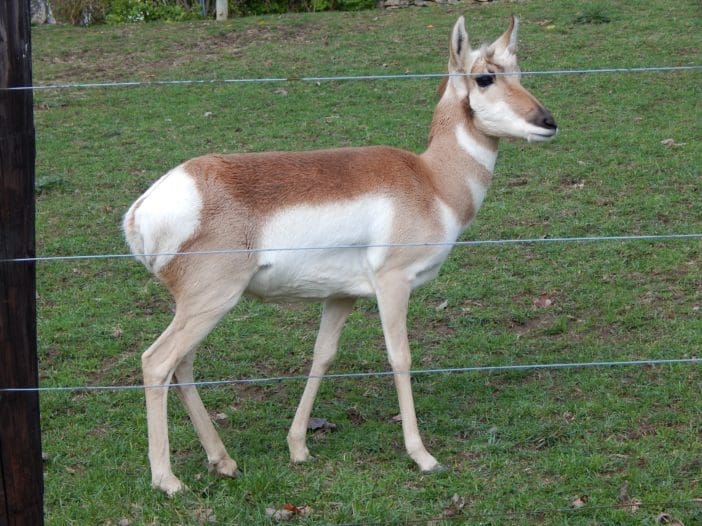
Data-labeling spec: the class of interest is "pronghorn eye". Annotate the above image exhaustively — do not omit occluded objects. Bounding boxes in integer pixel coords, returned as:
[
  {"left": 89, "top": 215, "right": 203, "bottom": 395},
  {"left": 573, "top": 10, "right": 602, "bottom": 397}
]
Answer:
[{"left": 475, "top": 74, "right": 496, "bottom": 88}]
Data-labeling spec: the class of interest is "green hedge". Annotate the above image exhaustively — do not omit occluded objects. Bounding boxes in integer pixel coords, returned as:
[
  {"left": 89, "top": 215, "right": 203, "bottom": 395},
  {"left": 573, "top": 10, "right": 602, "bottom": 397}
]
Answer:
[{"left": 50, "top": 0, "right": 377, "bottom": 25}]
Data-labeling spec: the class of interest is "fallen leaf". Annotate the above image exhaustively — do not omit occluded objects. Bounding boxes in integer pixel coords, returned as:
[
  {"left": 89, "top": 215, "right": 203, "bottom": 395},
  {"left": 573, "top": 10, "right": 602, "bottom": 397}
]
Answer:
[
  {"left": 661, "top": 138, "right": 686, "bottom": 148},
  {"left": 284, "top": 503, "right": 311, "bottom": 517},
  {"left": 617, "top": 481, "right": 642, "bottom": 512},
  {"left": 194, "top": 508, "right": 216, "bottom": 524},
  {"left": 308, "top": 417, "right": 337, "bottom": 431},
  {"left": 346, "top": 407, "right": 366, "bottom": 425},
  {"left": 617, "top": 480, "right": 630, "bottom": 501},
  {"left": 443, "top": 494, "right": 466, "bottom": 517},
  {"left": 532, "top": 294, "right": 554, "bottom": 308},
  {"left": 571, "top": 495, "right": 588, "bottom": 509},
  {"left": 213, "top": 412, "right": 229, "bottom": 426},
  {"left": 436, "top": 299, "right": 449, "bottom": 311},
  {"left": 266, "top": 507, "right": 294, "bottom": 521},
  {"left": 507, "top": 177, "right": 529, "bottom": 187},
  {"left": 266, "top": 504, "right": 312, "bottom": 521}
]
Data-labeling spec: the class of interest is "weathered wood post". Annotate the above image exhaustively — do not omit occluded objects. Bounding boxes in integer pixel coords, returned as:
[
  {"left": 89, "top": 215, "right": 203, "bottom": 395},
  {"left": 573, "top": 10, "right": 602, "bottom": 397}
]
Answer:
[
  {"left": 0, "top": 2, "right": 45, "bottom": 525},
  {"left": 216, "top": 0, "right": 228, "bottom": 21}
]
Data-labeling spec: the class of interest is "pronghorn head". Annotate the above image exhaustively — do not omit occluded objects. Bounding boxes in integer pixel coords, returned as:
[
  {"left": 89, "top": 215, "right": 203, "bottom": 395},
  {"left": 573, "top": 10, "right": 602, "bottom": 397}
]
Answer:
[{"left": 444, "top": 16, "right": 557, "bottom": 143}]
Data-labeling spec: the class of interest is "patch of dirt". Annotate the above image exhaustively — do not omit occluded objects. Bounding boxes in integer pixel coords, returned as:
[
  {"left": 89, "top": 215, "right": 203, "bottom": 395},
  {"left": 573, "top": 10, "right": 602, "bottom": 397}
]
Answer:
[
  {"left": 91, "top": 348, "right": 142, "bottom": 387},
  {"left": 509, "top": 312, "right": 556, "bottom": 337}
]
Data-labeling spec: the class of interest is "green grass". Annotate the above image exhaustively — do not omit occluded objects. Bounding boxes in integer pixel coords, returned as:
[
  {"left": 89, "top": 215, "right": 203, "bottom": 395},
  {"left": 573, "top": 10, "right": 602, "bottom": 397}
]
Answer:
[{"left": 30, "top": 1, "right": 701, "bottom": 524}]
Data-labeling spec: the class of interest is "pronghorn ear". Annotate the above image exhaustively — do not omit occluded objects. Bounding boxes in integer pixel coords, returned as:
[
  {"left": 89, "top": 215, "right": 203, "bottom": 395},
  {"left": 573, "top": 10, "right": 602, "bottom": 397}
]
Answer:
[
  {"left": 489, "top": 16, "right": 519, "bottom": 57},
  {"left": 449, "top": 16, "right": 470, "bottom": 72}
]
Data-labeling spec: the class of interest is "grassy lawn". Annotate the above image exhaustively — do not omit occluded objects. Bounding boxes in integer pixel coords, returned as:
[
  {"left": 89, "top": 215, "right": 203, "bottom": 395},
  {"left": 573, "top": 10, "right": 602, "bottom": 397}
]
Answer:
[{"left": 30, "top": 0, "right": 700, "bottom": 524}]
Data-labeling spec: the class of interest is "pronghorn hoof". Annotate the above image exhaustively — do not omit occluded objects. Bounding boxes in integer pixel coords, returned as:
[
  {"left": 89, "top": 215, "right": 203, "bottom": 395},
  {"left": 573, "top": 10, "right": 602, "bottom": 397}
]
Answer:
[
  {"left": 291, "top": 452, "right": 315, "bottom": 464},
  {"left": 422, "top": 463, "right": 447, "bottom": 474},
  {"left": 208, "top": 458, "right": 240, "bottom": 478},
  {"left": 154, "top": 475, "right": 186, "bottom": 497}
]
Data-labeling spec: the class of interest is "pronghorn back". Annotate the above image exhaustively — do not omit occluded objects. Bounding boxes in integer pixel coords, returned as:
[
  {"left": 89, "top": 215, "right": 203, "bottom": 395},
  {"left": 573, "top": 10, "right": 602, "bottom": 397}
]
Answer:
[{"left": 123, "top": 15, "right": 557, "bottom": 496}]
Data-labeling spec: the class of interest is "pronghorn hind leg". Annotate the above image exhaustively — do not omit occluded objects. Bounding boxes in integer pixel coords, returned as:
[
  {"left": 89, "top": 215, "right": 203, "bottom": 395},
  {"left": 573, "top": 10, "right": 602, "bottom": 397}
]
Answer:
[
  {"left": 142, "top": 271, "right": 251, "bottom": 495},
  {"left": 374, "top": 274, "right": 442, "bottom": 473},
  {"left": 174, "top": 351, "right": 239, "bottom": 478},
  {"left": 287, "top": 297, "right": 356, "bottom": 463}
]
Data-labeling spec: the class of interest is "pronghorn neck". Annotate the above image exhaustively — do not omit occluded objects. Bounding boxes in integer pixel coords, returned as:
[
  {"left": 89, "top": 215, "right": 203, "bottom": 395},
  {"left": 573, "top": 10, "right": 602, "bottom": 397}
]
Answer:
[{"left": 421, "top": 91, "right": 499, "bottom": 225}]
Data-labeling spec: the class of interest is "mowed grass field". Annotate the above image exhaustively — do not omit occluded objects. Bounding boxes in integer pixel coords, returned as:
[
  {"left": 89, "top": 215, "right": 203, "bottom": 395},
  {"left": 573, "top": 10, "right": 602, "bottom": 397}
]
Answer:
[{"left": 30, "top": 0, "right": 700, "bottom": 524}]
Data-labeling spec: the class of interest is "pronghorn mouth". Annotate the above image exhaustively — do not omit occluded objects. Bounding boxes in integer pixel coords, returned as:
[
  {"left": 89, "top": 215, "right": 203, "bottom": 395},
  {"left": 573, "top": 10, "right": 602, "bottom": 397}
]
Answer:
[{"left": 527, "top": 130, "right": 558, "bottom": 143}]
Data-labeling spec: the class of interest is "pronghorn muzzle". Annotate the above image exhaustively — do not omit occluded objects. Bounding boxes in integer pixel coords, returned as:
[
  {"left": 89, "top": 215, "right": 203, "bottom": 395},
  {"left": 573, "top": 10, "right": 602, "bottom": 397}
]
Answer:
[{"left": 529, "top": 106, "right": 558, "bottom": 141}]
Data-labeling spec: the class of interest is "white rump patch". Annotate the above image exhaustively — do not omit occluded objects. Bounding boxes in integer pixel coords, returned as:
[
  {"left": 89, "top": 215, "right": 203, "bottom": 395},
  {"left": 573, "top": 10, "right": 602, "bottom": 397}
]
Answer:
[
  {"left": 125, "top": 165, "right": 203, "bottom": 274},
  {"left": 455, "top": 124, "right": 497, "bottom": 172}
]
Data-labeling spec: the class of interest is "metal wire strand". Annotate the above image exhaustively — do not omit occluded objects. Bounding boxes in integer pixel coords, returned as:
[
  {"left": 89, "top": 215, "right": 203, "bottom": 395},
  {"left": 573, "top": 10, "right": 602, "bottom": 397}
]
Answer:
[
  {"left": 3, "top": 65, "right": 701, "bottom": 91},
  {"left": 1, "top": 357, "right": 698, "bottom": 393},
  {"left": 2, "top": 233, "right": 701, "bottom": 264}
]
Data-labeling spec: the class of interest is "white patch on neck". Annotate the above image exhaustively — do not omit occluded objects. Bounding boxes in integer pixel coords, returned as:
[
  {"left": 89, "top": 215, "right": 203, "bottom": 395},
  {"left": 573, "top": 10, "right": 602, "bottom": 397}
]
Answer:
[
  {"left": 455, "top": 124, "right": 497, "bottom": 172},
  {"left": 467, "top": 177, "right": 488, "bottom": 213}
]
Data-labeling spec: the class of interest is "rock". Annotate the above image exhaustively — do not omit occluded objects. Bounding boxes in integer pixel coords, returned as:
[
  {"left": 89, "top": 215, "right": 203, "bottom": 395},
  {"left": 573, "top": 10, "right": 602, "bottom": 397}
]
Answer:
[{"left": 31, "top": 0, "right": 56, "bottom": 25}]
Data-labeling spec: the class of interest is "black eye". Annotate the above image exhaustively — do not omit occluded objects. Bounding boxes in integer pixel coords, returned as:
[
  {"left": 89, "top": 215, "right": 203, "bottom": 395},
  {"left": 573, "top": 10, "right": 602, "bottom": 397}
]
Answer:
[{"left": 475, "top": 74, "right": 496, "bottom": 88}]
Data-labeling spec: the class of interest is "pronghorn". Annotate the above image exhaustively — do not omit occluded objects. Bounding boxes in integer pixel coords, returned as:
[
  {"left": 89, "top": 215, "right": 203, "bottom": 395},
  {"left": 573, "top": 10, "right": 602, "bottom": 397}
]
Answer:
[{"left": 124, "top": 15, "right": 557, "bottom": 495}]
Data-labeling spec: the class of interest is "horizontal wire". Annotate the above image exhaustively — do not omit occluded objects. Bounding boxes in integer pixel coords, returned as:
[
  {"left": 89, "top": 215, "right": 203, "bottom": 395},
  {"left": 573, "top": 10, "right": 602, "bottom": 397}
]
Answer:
[
  {"left": 1, "top": 358, "right": 698, "bottom": 393},
  {"left": 3, "top": 233, "right": 701, "bottom": 264},
  {"left": 4, "top": 65, "right": 701, "bottom": 91}
]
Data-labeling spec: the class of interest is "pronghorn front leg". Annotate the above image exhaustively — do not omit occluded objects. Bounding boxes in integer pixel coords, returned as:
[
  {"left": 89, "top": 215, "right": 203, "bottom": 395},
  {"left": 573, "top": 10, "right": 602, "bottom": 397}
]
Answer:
[
  {"left": 375, "top": 274, "right": 443, "bottom": 473},
  {"left": 287, "top": 297, "right": 356, "bottom": 463}
]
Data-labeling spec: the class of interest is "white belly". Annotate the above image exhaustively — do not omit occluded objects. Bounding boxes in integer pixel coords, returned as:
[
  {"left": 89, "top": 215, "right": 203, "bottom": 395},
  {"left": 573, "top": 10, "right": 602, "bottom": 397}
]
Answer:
[
  {"left": 246, "top": 196, "right": 393, "bottom": 300},
  {"left": 245, "top": 195, "right": 463, "bottom": 301}
]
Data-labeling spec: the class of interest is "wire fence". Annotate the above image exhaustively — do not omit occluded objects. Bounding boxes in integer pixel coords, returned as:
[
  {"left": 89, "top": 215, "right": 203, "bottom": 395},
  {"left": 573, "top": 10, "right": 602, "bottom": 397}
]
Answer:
[
  {"left": 3, "top": 233, "right": 702, "bottom": 264},
  {"left": 1, "top": 358, "right": 699, "bottom": 394},
  {"left": 4, "top": 64, "right": 702, "bottom": 91},
  {"left": 2, "top": 62, "right": 699, "bottom": 393},
  {"left": 4, "top": 34, "right": 701, "bottom": 525}
]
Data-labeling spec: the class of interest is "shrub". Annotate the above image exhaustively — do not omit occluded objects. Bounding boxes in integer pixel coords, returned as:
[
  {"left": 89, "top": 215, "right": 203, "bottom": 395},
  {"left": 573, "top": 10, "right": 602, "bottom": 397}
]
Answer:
[
  {"left": 51, "top": 0, "right": 376, "bottom": 25},
  {"left": 229, "top": 0, "right": 376, "bottom": 16},
  {"left": 105, "top": 0, "right": 202, "bottom": 23},
  {"left": 51, "top": 0, "right": 110, "bottom": 24}
]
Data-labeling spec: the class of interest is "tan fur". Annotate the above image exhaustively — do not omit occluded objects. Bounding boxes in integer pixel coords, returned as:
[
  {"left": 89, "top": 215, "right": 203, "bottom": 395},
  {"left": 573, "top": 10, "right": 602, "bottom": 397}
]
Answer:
[{"left": 183, "top": 147, "right": 439, "bottom": 214}]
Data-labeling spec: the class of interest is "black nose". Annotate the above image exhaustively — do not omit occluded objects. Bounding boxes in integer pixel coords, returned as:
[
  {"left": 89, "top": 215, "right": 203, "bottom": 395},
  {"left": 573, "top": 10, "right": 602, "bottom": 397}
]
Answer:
[{"left": 541, "top": 111, "right": 557, "bottom": 130}]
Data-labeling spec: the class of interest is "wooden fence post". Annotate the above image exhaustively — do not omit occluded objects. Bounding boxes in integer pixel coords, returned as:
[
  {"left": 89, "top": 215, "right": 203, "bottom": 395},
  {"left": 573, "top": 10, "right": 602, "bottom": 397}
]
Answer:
[
  {"left": 216, "top": 0, "right": 228, "bottom": 21},
  {"left": 0, "top": 2, "right": 45, "bottom": 525}
]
